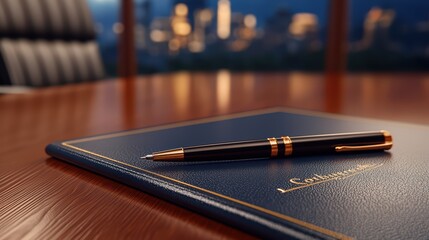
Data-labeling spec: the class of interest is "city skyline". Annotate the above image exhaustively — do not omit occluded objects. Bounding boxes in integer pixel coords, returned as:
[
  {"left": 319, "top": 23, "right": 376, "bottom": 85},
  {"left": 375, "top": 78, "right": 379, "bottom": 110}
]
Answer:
[
  {"left": 89, "top": 0, "right": 429, "bottom": 32},
  {"left": 87, "top": 0, "right": 429, "bottom": 74}
]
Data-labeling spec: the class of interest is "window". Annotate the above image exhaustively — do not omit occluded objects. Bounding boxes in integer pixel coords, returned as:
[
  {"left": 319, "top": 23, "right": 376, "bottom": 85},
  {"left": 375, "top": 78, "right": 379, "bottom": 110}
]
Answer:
[
  {"left": 88, "top": 0, "right": 429, "bottom": 76},
  {"left": 348, "top": 0, "right": 429, "bottom": 71}
]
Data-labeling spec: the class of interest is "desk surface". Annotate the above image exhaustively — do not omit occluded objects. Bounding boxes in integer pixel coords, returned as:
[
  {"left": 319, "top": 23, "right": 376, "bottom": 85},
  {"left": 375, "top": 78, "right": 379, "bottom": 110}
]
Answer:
[{"left": 1, "top": 71, "right": 429, "bottom": 239}]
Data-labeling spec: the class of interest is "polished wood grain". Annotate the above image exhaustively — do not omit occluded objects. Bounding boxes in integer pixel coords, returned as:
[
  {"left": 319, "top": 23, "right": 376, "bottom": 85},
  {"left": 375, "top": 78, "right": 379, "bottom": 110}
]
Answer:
[{"left": 1, "top": 71, "right": 429, "bottom": 239}]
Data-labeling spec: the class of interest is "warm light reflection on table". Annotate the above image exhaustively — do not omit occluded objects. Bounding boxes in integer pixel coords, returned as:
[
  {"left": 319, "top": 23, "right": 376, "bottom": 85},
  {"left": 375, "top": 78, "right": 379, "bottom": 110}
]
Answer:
[{"left": 2, "top": 71, "right": 429, "bottom": 142}]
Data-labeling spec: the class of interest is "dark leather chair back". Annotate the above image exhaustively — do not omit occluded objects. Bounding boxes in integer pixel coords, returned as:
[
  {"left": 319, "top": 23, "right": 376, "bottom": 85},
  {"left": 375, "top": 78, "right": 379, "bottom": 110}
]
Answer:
[{"left": 0, "top": 0, "right": 104, "bottom": 86}]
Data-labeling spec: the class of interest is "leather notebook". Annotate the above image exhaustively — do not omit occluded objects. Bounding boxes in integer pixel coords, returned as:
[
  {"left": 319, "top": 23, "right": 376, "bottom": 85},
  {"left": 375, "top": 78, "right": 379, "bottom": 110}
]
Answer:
[{"left": 46, "top": 109, "right": 429, "bottom": 239}]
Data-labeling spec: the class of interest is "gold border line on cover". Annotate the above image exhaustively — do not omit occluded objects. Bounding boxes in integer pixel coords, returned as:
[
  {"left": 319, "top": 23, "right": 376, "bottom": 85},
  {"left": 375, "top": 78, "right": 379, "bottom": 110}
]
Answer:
[{"left": 60, "top": 108, "right": 354, "bottom": 239}]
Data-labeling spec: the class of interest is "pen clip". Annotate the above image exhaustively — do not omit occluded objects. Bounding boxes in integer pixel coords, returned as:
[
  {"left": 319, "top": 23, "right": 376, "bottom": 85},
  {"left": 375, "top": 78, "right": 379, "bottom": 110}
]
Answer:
[{"left": 335, "top": 142, "right": 393, "bottom": 152}]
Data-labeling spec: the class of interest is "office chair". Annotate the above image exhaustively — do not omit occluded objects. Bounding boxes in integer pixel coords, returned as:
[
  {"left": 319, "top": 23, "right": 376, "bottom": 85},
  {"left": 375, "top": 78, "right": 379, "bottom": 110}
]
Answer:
[{"left": 0, "top": 0, "right": 104, "bottom": 87}]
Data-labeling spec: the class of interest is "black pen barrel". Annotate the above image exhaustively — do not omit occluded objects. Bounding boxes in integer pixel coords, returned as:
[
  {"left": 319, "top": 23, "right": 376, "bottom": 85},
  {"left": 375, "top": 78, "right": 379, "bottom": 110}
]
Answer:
[
  {"left": 147, "top": 131, "right": 392, "bottom": 161},
  {"left": 184, "top": 140, "right": 270, "bottom": 161},
  {"left": 289, "top": 131, "right": 387, "bottom": 156}
]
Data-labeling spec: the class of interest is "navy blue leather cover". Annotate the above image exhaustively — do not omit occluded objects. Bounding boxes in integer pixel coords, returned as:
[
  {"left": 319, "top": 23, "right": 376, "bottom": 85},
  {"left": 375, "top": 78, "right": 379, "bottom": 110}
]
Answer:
[{"left": 46, "top": 110, "right": 429, "bottom": 239}]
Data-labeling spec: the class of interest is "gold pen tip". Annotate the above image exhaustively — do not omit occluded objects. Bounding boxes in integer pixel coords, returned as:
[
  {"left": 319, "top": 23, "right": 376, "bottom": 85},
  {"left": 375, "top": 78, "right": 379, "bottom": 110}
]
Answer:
[{"left": 141, "top": 155, "right": 154, "bottom": 160}]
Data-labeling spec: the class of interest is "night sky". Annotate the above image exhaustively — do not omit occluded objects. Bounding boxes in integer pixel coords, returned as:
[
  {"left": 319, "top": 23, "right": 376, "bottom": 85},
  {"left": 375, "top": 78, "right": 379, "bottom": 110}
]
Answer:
[{"left": 88, "top": 0, "right": 429, "bottom": 39}]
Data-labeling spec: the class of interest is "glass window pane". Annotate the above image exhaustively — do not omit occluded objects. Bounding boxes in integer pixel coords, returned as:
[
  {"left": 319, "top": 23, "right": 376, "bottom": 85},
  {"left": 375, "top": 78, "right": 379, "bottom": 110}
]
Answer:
[
  {"left": 136, "top": 0, "right": 329, "bottom": 73},
  {"left": 348, "top": 0, "right": 429, "bottom": 71},
  {"left": 88, "top": 0, "right": 120, "bottom": 76},
  {"left": 89, "top": 0, "right": 331, "bottom": 76}
]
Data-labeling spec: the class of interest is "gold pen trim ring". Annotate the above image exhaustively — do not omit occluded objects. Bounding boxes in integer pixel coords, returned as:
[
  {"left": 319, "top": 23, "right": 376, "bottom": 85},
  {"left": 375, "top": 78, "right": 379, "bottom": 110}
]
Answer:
[
  {"left": 381, "top": 130, "right": 393, "bottom": 149},
  {"left": 281, "top": 136, "right": 293, "bottom": 156},
  {"left": 267, "top": 138, "right": 278, "bottom": 157}
]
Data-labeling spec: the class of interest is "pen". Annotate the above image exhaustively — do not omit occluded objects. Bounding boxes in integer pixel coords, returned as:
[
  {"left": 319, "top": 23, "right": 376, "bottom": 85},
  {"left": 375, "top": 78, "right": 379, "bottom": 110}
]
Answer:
[{"left": 141, "top": 130, "right": 392, "bottom": 161}]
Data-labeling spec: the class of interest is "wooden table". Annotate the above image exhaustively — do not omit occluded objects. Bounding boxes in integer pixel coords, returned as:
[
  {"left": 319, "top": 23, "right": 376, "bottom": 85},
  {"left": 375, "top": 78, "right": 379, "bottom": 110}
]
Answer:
[{"left": 1, "top": 71, "right": 429, "bottom": 239}]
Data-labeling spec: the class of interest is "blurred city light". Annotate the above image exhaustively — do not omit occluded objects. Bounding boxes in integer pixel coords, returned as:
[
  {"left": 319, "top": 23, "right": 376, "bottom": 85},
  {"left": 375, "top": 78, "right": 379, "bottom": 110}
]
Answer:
[{"left": 87, "top": 0, "right": 429, "bottom": 75}]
